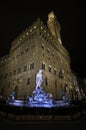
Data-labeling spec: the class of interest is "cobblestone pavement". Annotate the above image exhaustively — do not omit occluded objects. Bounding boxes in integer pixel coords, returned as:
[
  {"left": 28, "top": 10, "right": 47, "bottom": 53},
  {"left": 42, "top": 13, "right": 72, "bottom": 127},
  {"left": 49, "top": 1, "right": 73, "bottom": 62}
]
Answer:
[{"left": 0, "top": 116, "right": 86, "bottom": 130}]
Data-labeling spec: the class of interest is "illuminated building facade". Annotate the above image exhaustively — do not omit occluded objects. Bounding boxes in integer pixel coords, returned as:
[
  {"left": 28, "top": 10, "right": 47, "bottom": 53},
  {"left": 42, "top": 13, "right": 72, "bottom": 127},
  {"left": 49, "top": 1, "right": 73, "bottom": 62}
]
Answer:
[{"left": 0, "top": 11, "right": 79, "bottom": 100}]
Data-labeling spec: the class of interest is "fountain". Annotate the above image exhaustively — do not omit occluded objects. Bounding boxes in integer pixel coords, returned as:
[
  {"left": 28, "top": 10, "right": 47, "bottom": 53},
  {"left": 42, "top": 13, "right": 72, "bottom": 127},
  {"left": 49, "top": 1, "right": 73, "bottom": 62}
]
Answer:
[
  {"left": 27, "top": 70, "right": 53, "bottom": 107},
  {"left": 7, "top": 70, "right": 69, "bottom": 107}
]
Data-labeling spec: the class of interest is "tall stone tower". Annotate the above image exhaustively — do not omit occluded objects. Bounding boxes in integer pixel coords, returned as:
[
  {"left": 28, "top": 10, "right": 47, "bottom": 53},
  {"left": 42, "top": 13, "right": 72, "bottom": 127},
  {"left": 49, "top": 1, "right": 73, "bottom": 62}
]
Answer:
[
  {"left": 47, "top": 11, "right": 62, "bottom": 44},
  {"left": 0, "top": 11, "right": 80, "bottom": 100}
]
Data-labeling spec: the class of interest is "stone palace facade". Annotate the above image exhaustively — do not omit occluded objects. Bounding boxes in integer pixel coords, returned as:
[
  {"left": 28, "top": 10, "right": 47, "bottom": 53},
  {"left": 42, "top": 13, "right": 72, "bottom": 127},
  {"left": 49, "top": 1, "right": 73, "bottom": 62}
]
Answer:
[{"left": 0, "top": 11, "right": 80, "bottom": 100}]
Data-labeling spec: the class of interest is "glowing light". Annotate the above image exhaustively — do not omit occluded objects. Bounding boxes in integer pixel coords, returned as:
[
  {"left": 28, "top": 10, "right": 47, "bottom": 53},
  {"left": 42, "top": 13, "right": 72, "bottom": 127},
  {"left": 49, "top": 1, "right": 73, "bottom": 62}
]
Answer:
[
  {"left": 36, "top": 70, "right": 43, "bottom": 90},
  {"left": 58, "top": 38, "right": 62, "bottom": 44},
  {"left": 7, "top": 99, "right": 69, "bottom": 108},
  {"left": 34, "top": 26, "right": 37, "bottom": 29},
  {"left": 7, "top": 69, "right": 69, "bottom": 108}
]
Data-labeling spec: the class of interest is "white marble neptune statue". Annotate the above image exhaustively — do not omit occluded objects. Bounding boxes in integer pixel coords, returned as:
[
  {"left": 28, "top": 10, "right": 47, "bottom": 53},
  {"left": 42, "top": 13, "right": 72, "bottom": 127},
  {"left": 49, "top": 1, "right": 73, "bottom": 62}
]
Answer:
[{"left": 36, "top": 70, "right": 43, "bottom": 90}]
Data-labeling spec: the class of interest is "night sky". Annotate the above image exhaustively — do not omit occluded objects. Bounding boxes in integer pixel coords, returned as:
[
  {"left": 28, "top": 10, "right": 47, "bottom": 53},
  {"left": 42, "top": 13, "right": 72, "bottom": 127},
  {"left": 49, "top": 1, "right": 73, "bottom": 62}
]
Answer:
[{"left": 0, "top": 0, "right": 86, "bottom": 77}]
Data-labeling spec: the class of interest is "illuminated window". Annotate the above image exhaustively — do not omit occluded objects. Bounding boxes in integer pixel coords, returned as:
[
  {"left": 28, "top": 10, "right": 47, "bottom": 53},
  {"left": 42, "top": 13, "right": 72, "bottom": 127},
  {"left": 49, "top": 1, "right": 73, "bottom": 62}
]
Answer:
[
  {"left": 41, "top": 26, "right": 43, "bottom": 29},
  {"left": 26, "top": 32, "right": 28, "bottom": 35},
  {"left": 34, "top": 26, "right": 37, "bottom": 29},
  {"left": 30, "top": 29, "right": 32, "bottom": 32}
]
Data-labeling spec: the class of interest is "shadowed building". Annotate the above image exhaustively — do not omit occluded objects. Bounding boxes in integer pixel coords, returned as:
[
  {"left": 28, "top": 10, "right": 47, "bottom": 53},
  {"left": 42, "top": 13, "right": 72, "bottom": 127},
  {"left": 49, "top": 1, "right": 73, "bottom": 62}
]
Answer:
[{"left": 0, "top": 11, "right": 80, "bottom": 100}]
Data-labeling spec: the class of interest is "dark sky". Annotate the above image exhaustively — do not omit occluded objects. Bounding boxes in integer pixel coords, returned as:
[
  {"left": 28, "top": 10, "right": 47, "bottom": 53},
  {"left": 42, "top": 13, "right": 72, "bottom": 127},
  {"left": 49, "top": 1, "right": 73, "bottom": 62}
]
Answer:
[{"left": 0, "top": 0, "right": 86, "bottom": 77}]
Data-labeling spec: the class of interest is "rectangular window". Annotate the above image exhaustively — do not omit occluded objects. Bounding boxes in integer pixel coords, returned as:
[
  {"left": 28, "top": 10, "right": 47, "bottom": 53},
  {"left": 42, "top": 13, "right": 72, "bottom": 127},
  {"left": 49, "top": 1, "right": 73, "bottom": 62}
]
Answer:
[
  {"left": 42, "top": 63, "right": 45, "bottom": 70},
  {"left": 48, "top": 66, "right": 51, "bottom": 73},
  {"left": 1, "top": 74, "right": 3, "bottom": 79},
  {"left": 16, "top": 54, "right": 19, "bottom": 58},
  {"left": 47, "top": 48, "right": 50, "bottom": 53},
  {"left": 8, "top": 82, "right": 10, "bottom": 88},
  {"left": 4, "top": 73, "right": 8, "bottom": 78},
  {"left": 9, "top": 72, "right": 12, "bottom": 77},
  {"left": 41, "top": 44, "right": 44, "bottom": 49},
  {"left": 45, "top": 77, "right": 48, "bottom": 86},
  {"left": 18, "top": 68, "right": 22, "bottom": 74},
  {"left": 13, "top": 70, "right": 16, "bottom": 75},
  {"left": 27, "top": 78, "right": 30, "bottom": 85},
  {"left": 54, "top": 69, "right": 56, "bottom": 75},
  {"left": 24, "top": 65, "right": 27, "bottom": 72},
  {"left": 30, "top": 63, "right": 34, "bottom": 70},
  {"left": 25, "top": 48, "right": 29, "bottom": 52}
]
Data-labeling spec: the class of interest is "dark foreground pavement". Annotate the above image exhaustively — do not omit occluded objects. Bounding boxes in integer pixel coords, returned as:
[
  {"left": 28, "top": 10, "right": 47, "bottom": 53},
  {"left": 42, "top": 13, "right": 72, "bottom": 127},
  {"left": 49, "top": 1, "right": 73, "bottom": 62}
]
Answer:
[{"left": 0, "top": 116, "right": 86, "bottom": 130}]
